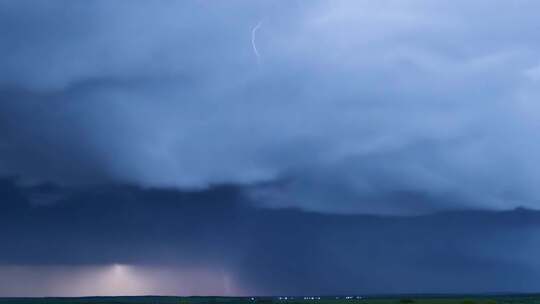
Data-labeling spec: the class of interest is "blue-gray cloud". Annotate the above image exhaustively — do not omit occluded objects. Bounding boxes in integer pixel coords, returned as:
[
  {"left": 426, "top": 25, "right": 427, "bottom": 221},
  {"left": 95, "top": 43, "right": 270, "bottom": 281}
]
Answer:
[
  {"left": 2, "top": 179, "right": 540, "bottom": 295},
  {"left": 2, "top": 1, "right": 540, "bottom": 214}
]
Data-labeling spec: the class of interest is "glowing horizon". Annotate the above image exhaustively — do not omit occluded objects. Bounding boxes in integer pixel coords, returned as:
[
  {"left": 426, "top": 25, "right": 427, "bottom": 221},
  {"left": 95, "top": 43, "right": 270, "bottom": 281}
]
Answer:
[{"left": 0, "top": 264, "right": 245, "bottom": 297}]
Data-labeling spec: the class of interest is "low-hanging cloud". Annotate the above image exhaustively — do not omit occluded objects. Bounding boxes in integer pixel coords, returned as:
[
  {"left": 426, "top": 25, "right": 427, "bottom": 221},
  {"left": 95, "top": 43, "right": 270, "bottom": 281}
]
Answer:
[
  {"left": 2, "top": 179, "right": 540, "bottom": 295},
  {"left": 2, "top": 0, "right": 540, "bottom": 214}
]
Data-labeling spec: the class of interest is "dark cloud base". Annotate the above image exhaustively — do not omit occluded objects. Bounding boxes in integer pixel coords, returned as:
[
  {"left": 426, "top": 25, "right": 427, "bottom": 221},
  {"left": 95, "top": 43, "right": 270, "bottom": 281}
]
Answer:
[{"left": 2, "top": 178, "right": 539, "bottom": 295}]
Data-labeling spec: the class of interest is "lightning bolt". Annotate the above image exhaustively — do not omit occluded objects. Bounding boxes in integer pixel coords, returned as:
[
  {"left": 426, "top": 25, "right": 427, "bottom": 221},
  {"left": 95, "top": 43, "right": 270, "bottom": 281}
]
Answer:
[{"left": 251, "top": 21, "right": 263, "bottom": 64}]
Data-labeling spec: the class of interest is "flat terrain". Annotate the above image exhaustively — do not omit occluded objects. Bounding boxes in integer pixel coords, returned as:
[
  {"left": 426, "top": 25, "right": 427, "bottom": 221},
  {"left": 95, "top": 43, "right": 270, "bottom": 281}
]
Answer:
[{"left": 1, "top": 295, "right": 540, "bottom": 304}]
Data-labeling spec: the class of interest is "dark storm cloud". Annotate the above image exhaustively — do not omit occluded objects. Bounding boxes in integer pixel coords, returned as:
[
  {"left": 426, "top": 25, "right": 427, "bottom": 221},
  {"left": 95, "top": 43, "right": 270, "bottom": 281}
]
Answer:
[
  {"left": 1, "top": 179, "right": 540, "bottom": 295},
  {"left": 3, "top": 1, "right": 540, "bottom": 213},
  {"left": 4, "top": 0, "right": 540, "bottom": 297}
]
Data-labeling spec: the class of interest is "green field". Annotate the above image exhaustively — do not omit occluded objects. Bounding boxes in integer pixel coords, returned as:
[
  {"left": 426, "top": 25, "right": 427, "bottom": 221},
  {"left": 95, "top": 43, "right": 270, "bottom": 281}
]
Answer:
[{"left": 1, "top": 295, "right": 540, "bottom": 304}]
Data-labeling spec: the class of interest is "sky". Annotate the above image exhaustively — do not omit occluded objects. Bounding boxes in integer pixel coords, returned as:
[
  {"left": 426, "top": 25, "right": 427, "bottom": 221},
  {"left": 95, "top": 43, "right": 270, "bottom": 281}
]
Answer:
[{"left": 1, "top": 0, "right": 540, "bottom": 296}]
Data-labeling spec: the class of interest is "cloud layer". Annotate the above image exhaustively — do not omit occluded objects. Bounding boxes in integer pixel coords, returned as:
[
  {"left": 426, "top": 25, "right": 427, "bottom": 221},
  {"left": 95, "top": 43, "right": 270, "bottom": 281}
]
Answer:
[
  {"left": 2, "top": 179, "right": 540, "bottom": 295},
  {"left": 2, "top": 0, "right": 540, "bottom": 214}
]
